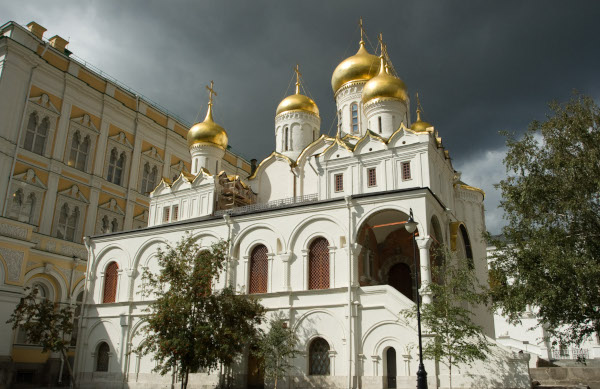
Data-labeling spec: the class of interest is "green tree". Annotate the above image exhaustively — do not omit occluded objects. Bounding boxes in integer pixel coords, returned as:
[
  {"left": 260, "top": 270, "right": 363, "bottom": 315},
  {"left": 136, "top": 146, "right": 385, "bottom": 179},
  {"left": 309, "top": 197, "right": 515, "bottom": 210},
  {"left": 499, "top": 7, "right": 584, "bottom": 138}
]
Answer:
[
  {"left": 135, "top": 234, "right": 265, "bottom": 389},
  {"left": 7, "top": 286, "right": 77, "bottom": 388},
  {"left": 257, "top": 314, "right": 298, "bottom": 389},
  {"left": 402, "top": 253, "right": 490, "bottom": 389},
  {"left": 489, "top": 94, "right": 600, "bottom": 347}
]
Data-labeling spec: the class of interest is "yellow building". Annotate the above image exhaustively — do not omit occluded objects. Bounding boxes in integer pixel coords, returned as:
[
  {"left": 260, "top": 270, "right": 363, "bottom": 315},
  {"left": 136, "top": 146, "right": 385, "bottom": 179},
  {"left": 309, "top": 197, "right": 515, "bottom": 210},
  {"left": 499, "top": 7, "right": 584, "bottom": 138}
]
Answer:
[{"left": 0, "top": 20, "right": 251, "bottom": 388}]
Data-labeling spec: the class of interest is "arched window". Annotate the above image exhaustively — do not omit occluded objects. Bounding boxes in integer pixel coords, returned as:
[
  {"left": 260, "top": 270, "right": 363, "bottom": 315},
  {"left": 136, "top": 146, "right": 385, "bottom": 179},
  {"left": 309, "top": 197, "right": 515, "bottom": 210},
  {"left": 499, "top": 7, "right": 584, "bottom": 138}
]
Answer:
[
  {"left": 284, "top": 127, "right": 289, "bottom": 151},
  {"left": 23, "top": 112, "right": 38, "bottom": 151},
  {"left": 111, "top": 218, "right": 119, "bottom": 233},
  {"left": 386, "top": 347, "right": 397, "bottom": 388},
  {"left": 459, "top": 225, "right": 474, "bottom": 268},
  {"left": 309, "top": 237, "right": 330, "bottom": 290},
  {"left": 10, "top": 190, "right": 37, "bottom": 224},
  {"left": 141, "top": 162, "right": 150, "bottom": 193},
  {"left": 9, "top": 189, "right": 23, "bottom": 220},
  {"left": 249, "top": 245, "right": 268, "bottom": 294},
  {"left": 103, "top": 262, "right": 119, "bottom": 303},
  {"left": 96, "top": 342, "right": 110, "bottom": 372},
  {"left": 309, "top": 337, "right": 330, "bottom": 375},
  {"left": 149, "top": 165, "right": 158, "bottom": 192},
  {"left": 69, "top": 131, "right": 90, "bottom": 171},
  {"left": 107, "top": 149, "right": 126, "bottom": 185},
  {"left": 378, "top": 116, "right": 382, "bottom": 134},
  {"left": 56, "top": 204, "right": 79, "bottom": 242},
  {"left": 24, "top": 193, "right": 36, "bottom": 224},
  {"left": 101, "top": 215, "right": 110, "bottom": 233},
  {"left": 351, "top": 103, "right": 359, "bottom": 133}
]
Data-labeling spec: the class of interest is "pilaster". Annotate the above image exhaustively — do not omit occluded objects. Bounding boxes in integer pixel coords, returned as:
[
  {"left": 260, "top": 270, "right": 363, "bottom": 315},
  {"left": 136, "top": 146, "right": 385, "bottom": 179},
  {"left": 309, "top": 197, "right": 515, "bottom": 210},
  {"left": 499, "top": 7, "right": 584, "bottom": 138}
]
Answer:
[
  {"left": 52, "top": 101, "right": 72, "bottom": 161},
  {"left": 84, "top": 187, "right": 100, "bottom": 237},
  {"left": 416, "top": 236, "right": 433, "bottom": 304},
  {"left": 277, "top": 252, "right": 292, "bottom": 291}
]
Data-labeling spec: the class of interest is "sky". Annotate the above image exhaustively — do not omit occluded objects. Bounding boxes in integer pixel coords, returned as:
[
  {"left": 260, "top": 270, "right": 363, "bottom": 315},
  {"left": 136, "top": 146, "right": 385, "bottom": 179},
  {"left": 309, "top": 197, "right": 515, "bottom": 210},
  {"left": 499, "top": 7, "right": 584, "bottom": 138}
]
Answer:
[{"left": 3, "top": 0, "right": 600, "bottom": 234}]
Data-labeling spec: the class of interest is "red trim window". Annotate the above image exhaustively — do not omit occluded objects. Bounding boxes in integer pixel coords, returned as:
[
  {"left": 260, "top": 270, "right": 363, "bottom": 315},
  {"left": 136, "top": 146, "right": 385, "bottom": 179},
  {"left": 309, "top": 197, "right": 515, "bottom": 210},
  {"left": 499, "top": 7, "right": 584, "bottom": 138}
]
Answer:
[
  {"left": 249, "top": 244, "right": 268, "bottom": 294},
  {"left": 172, "top": 205, "right": 179, "bottom": 222},
  {"left": 103, "top": 262, "right": 119, "bottom": 303},
  {"left": 334, "top": 174, "right": 343, "bottom": 192},
  {"left": 367, "top": 168, "right": 377, "bottom": 187},
  {"left": 402, "top": 162, "right": 411, "bottom": 180},
  {"left": 309, "top": 237, "right": 330, "bottom": 290}
]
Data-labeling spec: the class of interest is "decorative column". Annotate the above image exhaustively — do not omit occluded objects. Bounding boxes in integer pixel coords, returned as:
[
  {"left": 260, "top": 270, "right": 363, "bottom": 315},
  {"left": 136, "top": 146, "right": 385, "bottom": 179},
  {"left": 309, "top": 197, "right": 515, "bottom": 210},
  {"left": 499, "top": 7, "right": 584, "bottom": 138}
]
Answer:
[
  {"left": 267, "top": 252, "right": 275, "bottom": 293},
  {"left": 350, "top": 243, "right": 362, "bottom": 286},
  {"left": 277, "top": 252, "right": 292, "bottom": 291},
  {"left": 402, "top": 353, "right": 412, "bottom": 376},
  {"left": 415, "top": 236, "right": 433, "bottom": 304},
  {"left": 327, "top": 245, "right": 337, "bottom": 288},
  {"left": 371, "top": 355, "right": 380, "bottom": 376},
  {"left": 328, "top": 349, "right": 337, "bottom": 376},
  {"left": 228, "top": 256, "right": 238, "bottom": 289},
  {"left": 242, "top": 255, "right": 249, "bottom": 293},
  {"left": 301, "top": 249, "right": 309, "bottom": 290}
]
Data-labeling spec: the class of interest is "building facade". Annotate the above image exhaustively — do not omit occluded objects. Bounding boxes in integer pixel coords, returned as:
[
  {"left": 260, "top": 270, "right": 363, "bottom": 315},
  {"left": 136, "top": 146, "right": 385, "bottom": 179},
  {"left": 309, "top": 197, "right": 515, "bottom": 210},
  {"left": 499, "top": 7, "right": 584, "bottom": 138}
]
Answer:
[
  {"left": 77, "top": 29, "right": 530, "bottom": 389},
  {"left": 0, "top": 20, "right": 251, "bottom": 388}
]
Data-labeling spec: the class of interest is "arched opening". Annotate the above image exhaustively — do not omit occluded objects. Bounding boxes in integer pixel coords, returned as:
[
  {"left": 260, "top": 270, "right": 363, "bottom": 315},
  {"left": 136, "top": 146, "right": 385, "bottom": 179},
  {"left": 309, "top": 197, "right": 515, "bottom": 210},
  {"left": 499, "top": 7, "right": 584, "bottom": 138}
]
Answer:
[
  {"left": 459, "top": 224, "right": 474, "bottom": 268},
  {"left": 103, "top": 262, "right": 119, "bottom": 303},
  {"left": 355, "top": 209, "right": 420, "bottom": 302},
  {"left": 386, "top": 347, "right": 397, "bottom": 388},
  {"left": 249, "top": 244, "right": 268, "bottom": 294},
  {"left": 247, "top": 353, "right": 264, "bottom": 389},
  {"left": 308, "top": 237, "right": 330, "bottom": 290},
  {"left": 96, "top": 342, "right": 110, "bottom": 372},
  {"left": 309, "top": 337, "right": 330, "bottom": 375}
]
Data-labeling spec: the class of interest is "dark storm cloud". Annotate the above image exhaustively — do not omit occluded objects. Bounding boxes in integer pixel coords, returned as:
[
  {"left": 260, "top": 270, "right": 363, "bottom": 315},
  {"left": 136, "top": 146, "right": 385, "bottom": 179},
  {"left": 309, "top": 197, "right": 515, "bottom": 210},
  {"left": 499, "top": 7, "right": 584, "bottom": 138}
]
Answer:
[{"left": 4, "top": 0, "right": 600, "bottom": 232}]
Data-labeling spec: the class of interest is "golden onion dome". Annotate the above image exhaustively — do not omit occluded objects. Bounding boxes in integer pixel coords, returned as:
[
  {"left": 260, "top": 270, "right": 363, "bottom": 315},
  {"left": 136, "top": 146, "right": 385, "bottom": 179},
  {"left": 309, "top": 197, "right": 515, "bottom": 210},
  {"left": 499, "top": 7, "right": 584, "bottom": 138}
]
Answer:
[
  {"left": 331, "top": 41, "right": 380, "bottom": 93},
  {"left": 361, "top": 55, "right": 408, "bottom": 105},
  {"left": 187, "top": 104, "right": 228, "bottom": 150},
  {"left": 276, "top": 66, "right": 319, "bottom": 117},
  {"left": 410, "top": 108, "right": 433, "bottom": 132}
]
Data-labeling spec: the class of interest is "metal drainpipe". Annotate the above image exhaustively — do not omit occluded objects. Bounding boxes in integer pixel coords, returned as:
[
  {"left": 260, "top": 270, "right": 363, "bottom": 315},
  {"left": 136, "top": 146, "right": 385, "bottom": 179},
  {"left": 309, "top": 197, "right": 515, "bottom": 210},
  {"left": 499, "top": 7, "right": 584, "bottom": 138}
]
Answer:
[{"left": 344, "top": 195, "right": 353, "bottom": 389}]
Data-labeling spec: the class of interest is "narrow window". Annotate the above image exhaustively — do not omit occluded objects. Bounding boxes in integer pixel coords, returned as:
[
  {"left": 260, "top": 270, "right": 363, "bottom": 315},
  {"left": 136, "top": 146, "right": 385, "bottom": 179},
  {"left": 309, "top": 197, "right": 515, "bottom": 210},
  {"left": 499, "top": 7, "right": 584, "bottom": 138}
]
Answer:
[
  {"left": 149, "top": 165, "right": 158, "bottom": 192},
  {"left": 56, "top": 203, "right": 69, "bottom": 239},
  {"left": 193, "top": 158, "right": 198, "bottom": 174},
  {"left": 367, "top": 168, "right": 377, "bottom": 187},
  {"left": 107, "top": 148, "right": 118, "bottom": 183},
  {"left": 309, "top": 337, "right": 330, "bottom": 375},
  {"left": 284, "top": 127, "right": 289, "bottom": 151},
  {"left": 66, "top": 207, "right": 79, "bottom": 241},
  {"left": 96, "top": 342, "right": 110, "bottom": 372},
  {"left": 77, "top": 135, "right": 90, "bottom": 171},
  {"left": 378, "top": 116, "right": 382, "bottom": 134},
  {"left": 111, "top": 218, "right": 119, "bottom": 232},
  {"left": 68, "top": 131, "right": 81, "bottom": 167},
  {"left": 103, "top": 262, "right": 119, "bottom": 303},
  {"left": 215, "top": 160, "right": 219, "bottom": 174},
  {"left": 308, "top": 237, "right": 330, "bottom": 290},
  {"left": 163, "top": 207, "right": 170, "bottom": 223},
  {"left": 101, "top": 215, "right": 110, "bottom": 233},
  {"left": 351, "top": 103, "right": 359, "bottom": 133},
  {"left": 9, "top": 189, "right": 24, "bottom": 220},
  {"left": 338, "top": 110, "right": 342, "bottom": 130},
  {"left": 249, "top": 244, "right": 268, "bottom": 294},
  {"left": 334, "top": 173, "right": 343, "bottom": 193},
  {"left": 141, "top": 163, "right": 150, "bottom": 193},
  {"left": 23, "top": 112, "right": 38, "bottom": 152},
  {"left": 114, "top": 153, "right": 125, "bottom": 185},
  {"left": 172, "top": 205, "right": 179, "bottom": 222},
  {"left": 402, "top": 162, "right": 411, "bottom": 180},
  {"left": 24, "top": 193, "right": 36, "bottom": 224},
  {"left": 33, "top": 117, "right": 49, "bottom": 155}
]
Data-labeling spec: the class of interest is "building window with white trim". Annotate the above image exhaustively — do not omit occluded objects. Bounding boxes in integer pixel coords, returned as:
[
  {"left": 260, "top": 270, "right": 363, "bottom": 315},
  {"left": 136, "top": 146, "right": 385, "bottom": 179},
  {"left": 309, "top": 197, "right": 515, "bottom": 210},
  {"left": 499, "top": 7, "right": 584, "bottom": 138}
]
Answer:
[
  {"left": 68, "top": 130, "right": 90, "bottom": 171},
  {"left": 163, "top": 207, "right": 170, "bottom": 223},
  {"left": 56, "top": 203, "right": 80, "bottom": 242},
  {"left": 141, "top": 162, "right": 159, "bottom": 194},
  {"left": 334, "top": 173, "right": 343, "bottom": 193},
  {"left": 172, "top": 205, "right": 179, "bottom": 222},
  {"left": 107, "top": 148, "right": 126, "bottom": 185},
  {"left": 23, "top": 112, "right": 50, "bottom": 155},
  {"left": 9, "top": 190, "right": 37, "bottom": 224},
  {"left": 367, "top": 167, "right": 377, "bottom": 187},
  {"left": 351, "top": 103, "right": 359, "bottom": 133},
  {"left": 401, "top": 161, "right": 411, "bottom": 180}
]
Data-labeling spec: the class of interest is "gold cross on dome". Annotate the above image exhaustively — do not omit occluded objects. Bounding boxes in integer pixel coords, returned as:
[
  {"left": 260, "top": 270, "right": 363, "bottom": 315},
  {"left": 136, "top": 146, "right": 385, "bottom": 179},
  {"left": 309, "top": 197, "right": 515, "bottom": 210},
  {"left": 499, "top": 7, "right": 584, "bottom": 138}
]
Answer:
[
  {"left": 295, "top": 64, "right": 302, "bottom": 94},
  {"left": 206, "top": 80, "right": 217, "bottom": 106},
  {"left": 359, "top": 17, "right": 365, "bottom": 43}
]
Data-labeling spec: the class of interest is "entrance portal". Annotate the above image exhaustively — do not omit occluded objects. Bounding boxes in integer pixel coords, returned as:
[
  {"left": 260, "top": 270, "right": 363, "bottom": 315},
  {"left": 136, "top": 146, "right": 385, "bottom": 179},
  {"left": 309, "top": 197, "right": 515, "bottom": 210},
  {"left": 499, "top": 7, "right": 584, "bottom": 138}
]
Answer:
[
  {"left": 388, "top": 263, "right": 413, "bottom": 301},
  {"left": 247, "top": 354, "right": 264, "bottom": 389},
  {"left": 386, "top": 347, "right": 397, "bottom": 388}
]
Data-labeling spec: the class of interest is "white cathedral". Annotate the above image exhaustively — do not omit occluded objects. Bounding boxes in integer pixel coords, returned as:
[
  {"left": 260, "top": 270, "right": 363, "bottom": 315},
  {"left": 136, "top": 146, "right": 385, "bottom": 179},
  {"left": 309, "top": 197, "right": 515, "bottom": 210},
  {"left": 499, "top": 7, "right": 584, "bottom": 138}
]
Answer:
[{"left": 75, "top": 30, "right": 531, "bottom": 389}]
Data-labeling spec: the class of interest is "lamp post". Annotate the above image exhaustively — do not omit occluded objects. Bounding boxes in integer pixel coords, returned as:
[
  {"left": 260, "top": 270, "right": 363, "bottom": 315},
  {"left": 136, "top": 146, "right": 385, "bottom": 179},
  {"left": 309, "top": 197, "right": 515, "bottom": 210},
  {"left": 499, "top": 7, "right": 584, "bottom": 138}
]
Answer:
[{"left": 404, "top": 208, "right": 428, "bottom": 389}]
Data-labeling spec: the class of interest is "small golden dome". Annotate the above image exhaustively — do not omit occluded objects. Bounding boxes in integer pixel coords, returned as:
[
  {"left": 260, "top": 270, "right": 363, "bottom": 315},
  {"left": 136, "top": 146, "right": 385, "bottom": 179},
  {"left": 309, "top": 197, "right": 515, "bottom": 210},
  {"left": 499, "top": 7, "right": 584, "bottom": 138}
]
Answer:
[
  {"left": 187, "top": 105, "right": 228, "bottom": 150},
  {"left": 331, "top": 41, "right": 380, "bottom": 93},
  {"left": 276, "top": 65, "right": 319, "bottom": 117},
  {"left": 361, "top": 55, "right": 408, "bottom": 105},
  {"left": 276, "top": 94, "right": 319, "bottom": 117},
  {"left": 410, "top": 107, "right": 433, "bottom": 132}
]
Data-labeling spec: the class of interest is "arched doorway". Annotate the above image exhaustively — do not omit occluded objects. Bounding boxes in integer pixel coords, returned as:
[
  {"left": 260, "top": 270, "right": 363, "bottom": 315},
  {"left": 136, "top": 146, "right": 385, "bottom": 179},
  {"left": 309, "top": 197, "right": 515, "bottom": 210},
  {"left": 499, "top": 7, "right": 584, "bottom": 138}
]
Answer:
[
  {"left": 247, "top": 353, "right": 264, "bottom": 389},
  {"left": 388, "top": 263, "right": 413, "bottom": 301},
  {"left": 355, "top": 209, "right": 420, "bottom": 302},
  {"left": 386, "top": 347, "right": 397, "bottom": 388}
]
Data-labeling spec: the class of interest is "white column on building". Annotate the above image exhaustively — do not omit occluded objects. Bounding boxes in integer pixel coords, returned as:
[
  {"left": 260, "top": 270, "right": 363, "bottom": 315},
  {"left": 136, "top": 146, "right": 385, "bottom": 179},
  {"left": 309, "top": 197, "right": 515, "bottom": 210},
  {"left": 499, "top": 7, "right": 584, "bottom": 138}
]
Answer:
[
  {"left": 267, "top": 252, "right": 275, "bottom": 293},
  {"left": 52, "top": 101, "right": 72, "bottom": 161},
  {"left": 39, "top": 172, "right": 59, "bottom": 234},
  {"left": 416, "top": 236, "right": 433, "bottom": 304},
  {"left": 277, "top": 252, "right": 292, "bottom": 291},
  {"left": 84, "top": 188, "right": 100, "bottom": 236},
  {"left": 93, "top": 120, "right": 109, "bottom": 177}
]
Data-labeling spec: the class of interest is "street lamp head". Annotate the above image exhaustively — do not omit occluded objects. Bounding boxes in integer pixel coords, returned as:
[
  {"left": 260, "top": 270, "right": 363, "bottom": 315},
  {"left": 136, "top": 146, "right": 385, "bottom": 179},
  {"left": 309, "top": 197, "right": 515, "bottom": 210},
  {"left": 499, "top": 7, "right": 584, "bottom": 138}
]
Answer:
[{"left": 405, "top": 208, "right": 418, "bottom": 234}]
